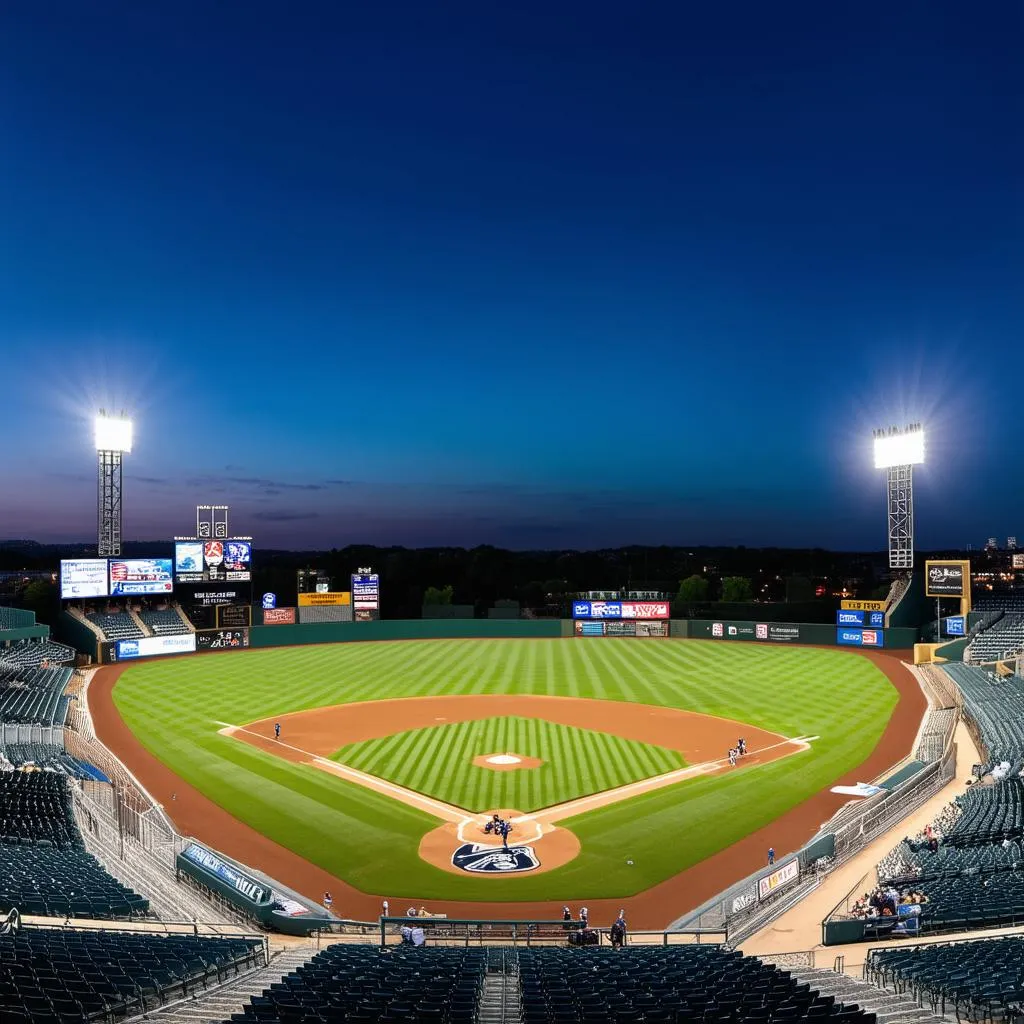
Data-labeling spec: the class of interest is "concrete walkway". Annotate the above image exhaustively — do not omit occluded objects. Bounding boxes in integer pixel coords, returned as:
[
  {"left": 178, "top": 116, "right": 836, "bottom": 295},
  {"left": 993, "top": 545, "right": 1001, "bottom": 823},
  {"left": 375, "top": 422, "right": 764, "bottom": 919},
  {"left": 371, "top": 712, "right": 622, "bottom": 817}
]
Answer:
[{"left": 738, "top": 720, "right": 981, "bottom": 961}]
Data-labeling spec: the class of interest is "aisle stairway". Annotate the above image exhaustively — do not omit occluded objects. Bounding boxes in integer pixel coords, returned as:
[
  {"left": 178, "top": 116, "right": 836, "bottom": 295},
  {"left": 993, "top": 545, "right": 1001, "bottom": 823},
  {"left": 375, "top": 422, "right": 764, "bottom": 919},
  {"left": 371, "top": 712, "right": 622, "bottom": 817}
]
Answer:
[
  {"left": 128, "top": 947, "right": 310, "bottom": 1024},
  {"left": 478, "top": 952, "right": 522, "bottom": 1024},
  {"left": 785, "top": 966, "right": 953, "bottom": 1024}
]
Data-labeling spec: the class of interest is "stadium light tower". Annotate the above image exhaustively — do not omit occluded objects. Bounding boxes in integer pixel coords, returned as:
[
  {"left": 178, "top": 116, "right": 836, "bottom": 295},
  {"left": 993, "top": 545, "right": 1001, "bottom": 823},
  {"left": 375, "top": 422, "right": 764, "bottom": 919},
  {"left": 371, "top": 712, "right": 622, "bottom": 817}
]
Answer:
[
  {"left": 873, "top": 423, "right": 925, "bottom": 571},
  {"left": 95, "top": 411, "right": 133, "bottom": 558}
]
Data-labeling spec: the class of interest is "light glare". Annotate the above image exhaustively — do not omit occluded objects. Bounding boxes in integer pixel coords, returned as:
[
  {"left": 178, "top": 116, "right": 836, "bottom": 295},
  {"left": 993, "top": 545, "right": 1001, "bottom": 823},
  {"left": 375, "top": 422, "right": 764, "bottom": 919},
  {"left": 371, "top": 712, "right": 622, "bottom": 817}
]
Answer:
[
  {"left": 874, "top": 429, "right": 924, "bottom": 469},
  {"left": 94, "top": 415, "right": 133, "bottom": 453}
]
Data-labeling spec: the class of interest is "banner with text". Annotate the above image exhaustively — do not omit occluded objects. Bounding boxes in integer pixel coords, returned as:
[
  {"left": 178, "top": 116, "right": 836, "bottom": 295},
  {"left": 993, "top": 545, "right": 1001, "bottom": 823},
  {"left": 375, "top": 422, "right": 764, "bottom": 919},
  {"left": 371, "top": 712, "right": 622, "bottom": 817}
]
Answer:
[
  {"left": 758, "top": 858, "right": 800, "bottom": 901},
  {"left": 196, "top": 628, "right": 250, "bottom": 651},
  {"left": 573, "top": 600, "right": 669, "bottom": 619},
  {"left": 836, "top": 610, "right": 886, "bottom": 628},
  {"left": 263, "top": 607, "right": 297, "bottom": 624},
  {"left": 297, "top": 592, "right": 352, "bottom": 607},
  {"left": 925, "top": 560, "right": 970, "bottom": 599},
  {"left": 840, "top": 600, "right": 887, "bottom": 612},
  {"left": 699, "top": 621, "right": 803, "bottom": 643},
  {"left": 836, "top": 627, "right": 885, "bottom": 648}
]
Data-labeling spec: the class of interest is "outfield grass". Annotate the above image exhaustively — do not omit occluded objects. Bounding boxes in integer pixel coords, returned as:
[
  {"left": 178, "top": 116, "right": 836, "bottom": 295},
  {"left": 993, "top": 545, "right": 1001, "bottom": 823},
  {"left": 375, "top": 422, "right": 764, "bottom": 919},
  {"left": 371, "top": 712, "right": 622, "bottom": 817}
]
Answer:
[
  {"left": 333, "top": 715, "right": 686, "bottom": 813},
  {"left": 111, "top": 639, "right": 899, "bottom": 899}
]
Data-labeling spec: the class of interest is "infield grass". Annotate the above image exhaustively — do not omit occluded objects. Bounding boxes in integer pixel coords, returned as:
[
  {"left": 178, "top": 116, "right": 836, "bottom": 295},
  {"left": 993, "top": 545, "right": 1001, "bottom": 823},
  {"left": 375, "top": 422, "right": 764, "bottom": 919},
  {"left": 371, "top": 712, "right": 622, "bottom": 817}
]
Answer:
[
  {"left": 332, "top": 716, "right": 686, "bottom": 813},
  {"left": 112, "top": 639, "right": 899, "bottom": 900}
]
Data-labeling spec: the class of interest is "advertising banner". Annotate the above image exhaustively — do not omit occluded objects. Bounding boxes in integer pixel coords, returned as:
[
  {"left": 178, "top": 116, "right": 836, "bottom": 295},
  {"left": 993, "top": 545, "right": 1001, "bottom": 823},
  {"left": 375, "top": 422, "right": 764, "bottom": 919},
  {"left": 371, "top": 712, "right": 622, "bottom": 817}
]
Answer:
[
  {"left": 178, "top": 843, "right": 271, "bottom": 908},
  {"left": 263, "top": 607, "right": 296, "bottom": 625},
  {"left": 196, "top": 628, "right": 249, "bottom": 650},
  {"left": 758, "top": 858, "right": 799, "bottom": 901},
  {"left": 925, "top": 560, "right": 970, "bottom": 598},
  {"left": 115, "top": 633, "right": 197, "bottom": 660},
  {"left": 262, "top": 593, "right": 277, "bottom": 609},
  {"left": 620, "top": 601, "right": 670, "bottom": 619},
  {"left": 868, "top": 611, "right": 886, "bottom": 628},
  {"left": 707, "top": 621, "right": 802, "bottom": 643},
  {"left": 606, "top": 621, "right": 638, "bottom": 636},
  {"left": 572, "top": 601, "right": 623, "bottom": 619},
  {"left": 636, "top": 620, "right": 669, "bottom": 637},
  {"left": 297, "top": 592, "right": 351, "bottom": 607},
  {"left": 1014, "top": 554, "right": 1024, "bottom": 571},
  {"left": 178, "top": 586, "right": 246, "bottom": 606},
  {"left": 945, "top": 616, "right": 966, "bottom": 637},
  {"left": 836, "top": 628, "right": 885, "bottom": 648},
  {"left": 174, "top": 542, "right": 205, "bottom": 577},
  {"left": 109, "top": 559, "right": 174, "bottom": 597},
  {"left": 841, "top": 600, "right": 887, "bottom": 612},
  {"left": 60, "top": 559, "right": 110, "bottom": 600},
  {"left": 217, "top": 605, "right": 252, "bottom": 628},
  {"left": 837, "top": 610, "right": 865, "bottom": 626},
  {"left": 574, "top": 620, "right": 606, "bottom": 636}
]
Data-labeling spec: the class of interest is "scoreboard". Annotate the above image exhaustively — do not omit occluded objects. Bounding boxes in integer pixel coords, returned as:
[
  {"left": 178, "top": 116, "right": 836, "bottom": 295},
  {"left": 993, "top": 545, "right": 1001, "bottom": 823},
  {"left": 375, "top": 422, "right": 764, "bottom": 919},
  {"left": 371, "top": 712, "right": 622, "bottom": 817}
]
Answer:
[{"left": 175, "top": 540, "right": 253, "bottom": 583}]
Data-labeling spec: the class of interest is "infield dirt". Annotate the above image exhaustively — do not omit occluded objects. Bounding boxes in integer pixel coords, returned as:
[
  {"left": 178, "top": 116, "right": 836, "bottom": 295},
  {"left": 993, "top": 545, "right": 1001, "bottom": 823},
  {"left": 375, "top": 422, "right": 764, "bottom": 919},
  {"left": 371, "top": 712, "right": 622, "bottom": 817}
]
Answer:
[{"left": 89, "top": 645, "right": 924, "bottom": 929}]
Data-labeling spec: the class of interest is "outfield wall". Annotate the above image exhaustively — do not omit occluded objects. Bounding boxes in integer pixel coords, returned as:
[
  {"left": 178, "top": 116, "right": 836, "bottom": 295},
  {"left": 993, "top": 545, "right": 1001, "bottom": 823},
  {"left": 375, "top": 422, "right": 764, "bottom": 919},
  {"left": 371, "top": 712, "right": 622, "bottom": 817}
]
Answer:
[
  {"left": 248, "top": 618, "right": 563, "bottom": 647},
  {"left": 679, "top": 619, "right": 919, "bottom": 649}
]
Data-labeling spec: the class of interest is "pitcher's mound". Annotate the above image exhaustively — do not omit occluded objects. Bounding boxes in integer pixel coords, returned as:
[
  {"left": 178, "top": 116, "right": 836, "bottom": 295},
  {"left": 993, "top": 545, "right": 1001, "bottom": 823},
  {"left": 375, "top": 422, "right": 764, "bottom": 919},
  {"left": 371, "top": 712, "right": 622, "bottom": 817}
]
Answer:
[
  {"left": 419, "top": 815, "right": 580, "bottom": 876},
  {"left": 473, "top": 752, "right": 544, "bottom": 772}
]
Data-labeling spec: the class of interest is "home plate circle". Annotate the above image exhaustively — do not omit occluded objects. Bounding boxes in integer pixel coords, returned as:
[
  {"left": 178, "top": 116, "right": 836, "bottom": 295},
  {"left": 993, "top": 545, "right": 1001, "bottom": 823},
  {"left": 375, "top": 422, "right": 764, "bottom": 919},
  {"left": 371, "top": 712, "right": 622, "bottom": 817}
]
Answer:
[{"left": 488, "top": 755, "right": 521, "bottom": 765}]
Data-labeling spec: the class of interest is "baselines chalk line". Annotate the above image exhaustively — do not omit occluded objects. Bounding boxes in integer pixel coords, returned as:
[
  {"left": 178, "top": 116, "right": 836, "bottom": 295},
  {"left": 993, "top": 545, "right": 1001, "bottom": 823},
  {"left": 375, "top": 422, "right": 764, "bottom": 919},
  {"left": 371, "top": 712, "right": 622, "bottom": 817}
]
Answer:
[{"left": 216, "top": 720, "right": 814, "bottom": 840}]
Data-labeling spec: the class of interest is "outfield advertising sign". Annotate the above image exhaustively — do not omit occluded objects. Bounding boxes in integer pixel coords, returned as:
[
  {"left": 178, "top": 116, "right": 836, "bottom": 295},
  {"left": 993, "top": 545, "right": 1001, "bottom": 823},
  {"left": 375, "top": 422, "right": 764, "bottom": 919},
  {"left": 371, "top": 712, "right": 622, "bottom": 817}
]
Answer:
[
  {"left": 113, "top": 633, "right": 197, "bottom": 661},
  {"left": 758, "top": 858, "right": 799, "bottom": 901},
  {"left": 575, "top": 619, "right": 670, "bottom": 637},
  {"left": 705, "top": 621, "right": 802, "bottom": 643},
  {"left": 837, "top": 610, "right": 865, "bottom": 626},
  {"left": 836, "top": 628, "right": 884, "bottom": 648},
  {"left": 263, "top": 607, "right": 296, "bottom": 624},
  {"left": 945, "top": 615, "right": 966, "bottom": 637},
  {"left": 925, "top": 560, "right": 970, "bottom": 598},
  {"left": 841, "top": 600, "right": 887, "bottom": 612},
  {"left": 574, "top": 600, "right": 668, "bottom": 619}
]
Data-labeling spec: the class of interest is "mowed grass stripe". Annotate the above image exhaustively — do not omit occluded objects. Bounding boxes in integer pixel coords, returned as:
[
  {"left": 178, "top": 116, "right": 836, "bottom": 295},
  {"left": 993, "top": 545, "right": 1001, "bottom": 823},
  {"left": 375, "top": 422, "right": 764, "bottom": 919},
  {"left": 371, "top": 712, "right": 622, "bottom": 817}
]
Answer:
[{"left": 332, "top": 715, "right": 687, "bottom": 813}]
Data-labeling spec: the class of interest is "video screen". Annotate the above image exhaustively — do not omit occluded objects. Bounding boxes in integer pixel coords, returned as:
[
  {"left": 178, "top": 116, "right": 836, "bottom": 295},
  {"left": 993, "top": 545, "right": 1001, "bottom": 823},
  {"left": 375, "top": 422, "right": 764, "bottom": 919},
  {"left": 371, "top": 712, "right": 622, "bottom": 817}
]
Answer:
[
  {"left": 174, "top": 539, "right": 252, "bottom": 582},
  {"left": 223, "top": 540, "right": 251, "bottom": 580},
  {"left": 175, "top": 542, "right": 205, "bottom": 576},
  {"left": 109, "top": 558, "right": 174, "bottom": 596},
  {"left": 60, "top": 559, "right": 110, "bottom": 600}
]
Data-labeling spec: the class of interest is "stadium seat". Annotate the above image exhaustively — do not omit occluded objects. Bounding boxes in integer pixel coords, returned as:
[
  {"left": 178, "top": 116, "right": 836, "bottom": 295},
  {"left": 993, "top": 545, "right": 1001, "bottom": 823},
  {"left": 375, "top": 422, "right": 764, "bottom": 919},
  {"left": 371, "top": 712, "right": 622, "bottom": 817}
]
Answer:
[
  {"left": 0, "top": 926, "right": 262, "bottom": 1021},
  {"left": 0, "top": 771, "right": 151, "bottom": 919},
  {"left": 0, "top": 664, "right": 73, "bottom": 726}
]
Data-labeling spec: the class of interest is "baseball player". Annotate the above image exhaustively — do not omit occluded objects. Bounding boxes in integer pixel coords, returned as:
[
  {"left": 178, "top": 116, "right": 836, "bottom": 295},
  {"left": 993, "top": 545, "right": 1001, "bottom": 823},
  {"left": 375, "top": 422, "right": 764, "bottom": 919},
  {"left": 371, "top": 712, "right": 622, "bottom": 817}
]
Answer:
[{"left": 275, "top": 722, "right": 281, "bottom": 740}]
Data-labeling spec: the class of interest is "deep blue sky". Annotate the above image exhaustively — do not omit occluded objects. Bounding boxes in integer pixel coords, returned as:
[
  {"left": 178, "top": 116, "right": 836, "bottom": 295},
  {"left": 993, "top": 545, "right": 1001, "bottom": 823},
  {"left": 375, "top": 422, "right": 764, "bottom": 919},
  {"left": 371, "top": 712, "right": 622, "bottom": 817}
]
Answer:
[{"left": 1, "top": 1, "right": 1021, "bottom": 550}]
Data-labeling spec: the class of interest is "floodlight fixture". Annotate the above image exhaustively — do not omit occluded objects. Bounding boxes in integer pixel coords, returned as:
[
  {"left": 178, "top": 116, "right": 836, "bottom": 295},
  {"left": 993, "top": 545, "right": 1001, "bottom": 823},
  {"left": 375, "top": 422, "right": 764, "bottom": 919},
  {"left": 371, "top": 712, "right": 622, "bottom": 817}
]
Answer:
[
  {"left": 874, "top": 423, "right": 924, "bottom": 571},
  {"left": 873, "top": 423, "right": 924, "bottom": 469},
  {"left": 94, "top": 412, "right": 133, "bottom": 453},
  {"left": 96, "top": 409, "right": 132, "bottom": 557}
]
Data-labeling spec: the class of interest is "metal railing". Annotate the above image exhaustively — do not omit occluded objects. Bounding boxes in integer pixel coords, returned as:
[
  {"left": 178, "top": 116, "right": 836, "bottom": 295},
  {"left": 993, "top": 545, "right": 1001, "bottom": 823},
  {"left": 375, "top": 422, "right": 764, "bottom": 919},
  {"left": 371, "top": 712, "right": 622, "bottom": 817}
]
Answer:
[{"left": 378, "top": 917, "right": 726, "bottom": 948}]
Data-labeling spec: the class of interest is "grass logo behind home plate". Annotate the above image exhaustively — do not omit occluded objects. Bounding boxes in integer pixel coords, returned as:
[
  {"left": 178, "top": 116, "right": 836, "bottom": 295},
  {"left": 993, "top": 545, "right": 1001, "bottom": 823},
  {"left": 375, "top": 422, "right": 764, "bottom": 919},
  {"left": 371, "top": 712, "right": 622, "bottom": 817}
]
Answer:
[{"left": 452, "top": 843, "right": 540, "bottom": 873}]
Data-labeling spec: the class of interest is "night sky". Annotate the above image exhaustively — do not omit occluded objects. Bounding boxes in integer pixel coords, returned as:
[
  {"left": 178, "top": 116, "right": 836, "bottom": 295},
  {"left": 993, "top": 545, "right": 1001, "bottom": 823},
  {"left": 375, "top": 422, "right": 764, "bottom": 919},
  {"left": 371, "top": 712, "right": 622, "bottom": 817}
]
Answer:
[{"left": 1, "top": 1, "right": 1020, "bottom": 551}]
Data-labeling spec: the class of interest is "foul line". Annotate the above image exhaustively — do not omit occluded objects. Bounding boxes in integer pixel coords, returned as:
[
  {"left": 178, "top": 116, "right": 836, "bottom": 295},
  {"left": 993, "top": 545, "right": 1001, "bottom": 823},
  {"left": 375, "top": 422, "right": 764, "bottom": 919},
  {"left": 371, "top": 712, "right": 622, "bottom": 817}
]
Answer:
[
  {"left": 216, "top": 722, "right": 470, "bottom": 824},
  {"left": 217, "top": 721, "right": 815, "bottom": 841}
]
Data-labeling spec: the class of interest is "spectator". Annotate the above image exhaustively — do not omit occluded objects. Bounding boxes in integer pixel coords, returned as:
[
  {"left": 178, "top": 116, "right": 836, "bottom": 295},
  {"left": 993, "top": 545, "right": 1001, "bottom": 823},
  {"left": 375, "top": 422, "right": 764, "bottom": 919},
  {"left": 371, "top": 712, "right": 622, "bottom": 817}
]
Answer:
[
  {"left": 400, "top": 925, "right": 413, "bottom": 945},
  {"left": 411, "top": 926, "right": 426, "bottom": 946},
  {"left": 610, "top": 911, "right": 626, "bottom": 949},
  {"left": 562, "top": 906, "right": 572, "bottom": 930}
]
